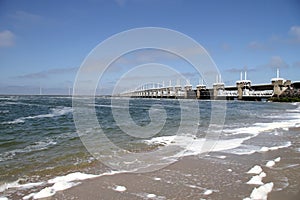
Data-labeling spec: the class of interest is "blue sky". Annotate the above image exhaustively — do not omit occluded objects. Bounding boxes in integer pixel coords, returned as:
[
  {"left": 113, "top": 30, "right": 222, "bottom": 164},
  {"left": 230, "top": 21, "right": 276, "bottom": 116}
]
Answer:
[{"left": 0, "top": 0, "right": 299, "bottom": 94}]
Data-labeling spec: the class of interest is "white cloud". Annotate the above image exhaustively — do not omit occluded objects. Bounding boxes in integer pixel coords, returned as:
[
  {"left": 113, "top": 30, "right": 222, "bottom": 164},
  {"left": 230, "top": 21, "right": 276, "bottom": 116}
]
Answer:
[
  {"left": 248, "top": 25, "right": 300, "bottom": 50},
  {"left": 10, "top": 10, "right": 42, "bottom": 23},
  {"left": 0, "top": 30, "right": 15, "bottom": 47},
  {"left": 221, "top": 43, "right": 231, "bottom": 51},
  {"left": 225, "top": 67, "right": 256, "bottom": 73},
  {"left": 15, "top": 67, "right": 78, "bottom": 79},
  {"left": 248, "top": 41, "right": 267, "bottom": 50},
  {"left": 267, "top": 56, "right": 289, "bottom": 69},
  {"left": 289, "top": 25, "right": 300, "bottom": 42},
  {"left": 292, "top": 61, "right": 300, "bottom": 68},
  {"left": 115, "top": 0, "right": 127, "bottom": 7}
]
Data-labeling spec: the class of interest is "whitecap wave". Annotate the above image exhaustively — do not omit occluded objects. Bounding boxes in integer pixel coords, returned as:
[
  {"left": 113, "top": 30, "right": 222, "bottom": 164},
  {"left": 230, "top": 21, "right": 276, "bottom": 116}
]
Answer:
[
  {"left": 2, "top": 107, "right": 72, "bottom": 124},
  {"left": 0, "top": 110, "right": 9, "bottom": 114}
]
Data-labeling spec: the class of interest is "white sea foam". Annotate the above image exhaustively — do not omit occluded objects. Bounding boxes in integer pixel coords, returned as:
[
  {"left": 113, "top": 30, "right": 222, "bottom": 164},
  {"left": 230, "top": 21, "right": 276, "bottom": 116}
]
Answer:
[
  {"left": 216, "top": 155, "right": 226, "bottom": 159},
  {"left": 259, "top": 172, "right": 266, "bottom": 178},
  {"left": 0, "top": 97, "right": 13, "bottom": 100},
  {"left": 266, "top": 161, "right": 275, "bottom": 168},
  {"left": 2, "top": 107, "right": 72, "bottom": 124},
  {"left": 0, "top": 180, "right": 43, "bottom": 193},
  {"left": 248, "top": 182, "right": 274, "bottom": 200},
  {"left": 113, "top": 185, "right": 127, "bottom": 192},
  {"left": 22, "top": 193, "right": 35, "bottom": 200},
  {"left": 145, "top": 134, "right": 251, "bottom": 157},
  {"left": 224, "top": 103, "right": 300, "bottom": 138},
  {"left": 0, "top": 180, "right": 19, "bottom": 193},
  {"left": 274, "top": 157, "right": 281, "bottom": 162},
  {"left": 247, "top": 175, "right": 264, "bottom": 185},
  {"left": 222, "top": 114, "right": 296, "bottom": 155},
  {"left": 0, "top": 110, "right": 9, "bottom": 114},
  {"left": 23, "top": 172, "right": 98, "bottom": 199},
  {"left": 147, "top": 193, "right": 157, "bottom": 198},
  {"left": 134, "top": 192, "right": 166, "bottom": 200},
  {"left": 3, "top": 118, "right": 25, "bottom": 124},
  {"left": 0, "top": 197, "right": 8, "bottom": 200},
  {"left": 145, "top": 108, "right": 299, "bottom": 156},
  {"left": 246, "top": 172, "right": 266, "bottom": 185},
  {"left": 31, "top": 187, "right": 55, "bottom": 199},
  {"left": 48, "top": 172, "right": 99, "bottom": 184},
  {"left": 203, "top": 189, "right": 213, "bottom": 195},
  {"left": 259, "top": 142, "right": 292, "bottom": 152},
  {"left": 247, "top": 165, "right": 263, "bottom": 174},
  {"left": 224, "top": 119, "right": 300, "bottom": 136},
  {"left": 21, "top": 171, "right": 127, "bottom": 199},
  {"left": 266, "top": 157, "right": 281, "bottom": 168}
]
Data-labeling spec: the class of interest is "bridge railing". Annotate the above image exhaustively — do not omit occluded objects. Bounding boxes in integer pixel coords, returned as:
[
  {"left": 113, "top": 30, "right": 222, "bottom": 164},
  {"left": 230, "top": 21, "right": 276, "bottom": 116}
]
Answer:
[
  {"left": 220, "top": 90, "right": 237, "bottom": 96},
  {"left": 246, "top": 90, "right": 273, "bottom": 97}
]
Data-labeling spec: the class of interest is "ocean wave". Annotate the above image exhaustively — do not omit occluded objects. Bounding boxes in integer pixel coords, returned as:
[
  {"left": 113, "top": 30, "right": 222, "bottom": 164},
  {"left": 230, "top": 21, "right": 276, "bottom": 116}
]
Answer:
[
  {"left": 144, "top": 132, "right": 293, "bottom": 157},
  {"left": 259, "top": 143, "right": 291, "bottom": 152},
  {"left": 224, "top": 141, "right": 292, "bottom": 155},
  {"left": 287, "top": 102, "right": 300, "bottom": 112},
  {"left": 2, "top": 118, "right": 25, "bottom": 124},
  {"left": 144, "top": 134, "right": 251, "bottom": 157},
  {"left": 0, "top": 140, "right": 57, "bottom": 162},
  {"left": 223, "top": 102, "right": 300, "bottom": 137},
  {"left": 223, "top": 117, "right": 300, "bottom": 136},
  {"left": 0, "top": 101, "right": 33, "bottom": 106},
  {"left": 2, "top": 107, "right": 73, "bottom": 124},
  {"left": 0, "top": 110, "right": 9, "bottom": 114},
  {"left": 0, "top": 97, "right": 13, "bottom": 100}
]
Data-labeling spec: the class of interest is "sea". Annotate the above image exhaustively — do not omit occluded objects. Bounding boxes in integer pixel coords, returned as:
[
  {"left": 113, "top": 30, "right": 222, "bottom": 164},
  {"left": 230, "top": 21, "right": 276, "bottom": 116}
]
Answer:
[{"left": 0, "top": 95, "right": 299, "bottom": 199}]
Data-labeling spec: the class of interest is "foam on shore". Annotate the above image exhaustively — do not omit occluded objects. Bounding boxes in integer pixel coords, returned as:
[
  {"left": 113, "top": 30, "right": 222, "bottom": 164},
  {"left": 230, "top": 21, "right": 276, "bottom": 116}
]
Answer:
[
  {"left": 1, "top": 169, "right": 131, "bottom": 199},
  {"left": 245, "top": 155, "right": 283, "bottom": 199},
  {"left": 203, "top": 189, "right": 213, "bottom": 195},
  {"left": 21, "top": 172, "right": 102, "bottom": 199},
  {"left": 249, "top": 182, "right": 274, "bottom": 200},
  {"left": 266, "top": 157, "right": 281, "bottom": 168},
  {"left": 113, "top": 185, "right": 127, "bottom": 192},
  {"left": 260, "top": 143, "right": 291, "bottom": 152},
  {"left": 246, "top": 172, "right": 266, "bottom": 185},
  {"left": 247, "top": 165, "right": 263, "bottom": 174},
  {"left": 147, "top": 193, "right": 157, "bottom": 198},
  {"left": 0, "top": 180, "right": 43, "bottom": 193}
]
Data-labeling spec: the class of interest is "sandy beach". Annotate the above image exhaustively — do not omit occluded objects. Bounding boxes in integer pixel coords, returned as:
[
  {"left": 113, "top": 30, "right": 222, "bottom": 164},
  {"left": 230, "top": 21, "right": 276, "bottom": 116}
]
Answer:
[{"left": 52, "top": 146, "right": 300, "bottom": 200}]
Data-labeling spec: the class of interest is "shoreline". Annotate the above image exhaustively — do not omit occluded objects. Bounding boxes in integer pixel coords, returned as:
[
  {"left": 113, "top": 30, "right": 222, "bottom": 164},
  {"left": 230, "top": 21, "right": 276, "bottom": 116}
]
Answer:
[
  {"left": 3, "top": 130, "right": 300, "bottom": 200},
  {"left": 51, "top": 147, "right": 300, "bottom": 200}
]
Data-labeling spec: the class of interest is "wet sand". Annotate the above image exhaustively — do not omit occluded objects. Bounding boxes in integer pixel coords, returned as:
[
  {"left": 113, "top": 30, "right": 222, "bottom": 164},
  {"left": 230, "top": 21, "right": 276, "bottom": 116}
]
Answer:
[{"left": 52, "top": 147, "right": 300, "bottom": 200}]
